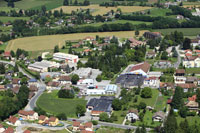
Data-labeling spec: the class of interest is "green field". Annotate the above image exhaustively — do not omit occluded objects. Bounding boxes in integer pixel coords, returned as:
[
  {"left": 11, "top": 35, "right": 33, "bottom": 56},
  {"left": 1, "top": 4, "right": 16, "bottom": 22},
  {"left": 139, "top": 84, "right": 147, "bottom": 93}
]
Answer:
[
  {"left": 186, "top": 68, "right": 200, "bottom": 74},
  {"left": 37, "top": 90, "right": 87, "bottom": 117},
  {"left": 154, "top": 28, "right": 200, "bottom": 36},
  {"left": 80, "top": 20, "right": 152, "bottom": 27},
  {"left": 0, "top": 16, "right": 30, "bottom": 23},
  {"left": 149, "top": 8, "right": 171, "bottom": 17},
  {"left": 96, "top": 126, "right": 128, "bottom": 133},
  {"left": 0, "top": 43, "right": 7, "bottom": 51},
  {"left": 176, "top": 116, "right": 200, "bottom": 126}
]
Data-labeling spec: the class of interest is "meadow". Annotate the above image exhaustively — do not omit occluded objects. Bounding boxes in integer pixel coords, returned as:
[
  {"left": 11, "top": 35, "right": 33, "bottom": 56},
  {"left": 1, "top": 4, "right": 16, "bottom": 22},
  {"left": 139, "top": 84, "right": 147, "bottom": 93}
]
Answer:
[
  {"left": 53, "top": 5, "right": 153, "bottom": 16},
  {"left": 153, "top": 28, "right": 200, "bottom": 36},
  {"left": 6, "top": 30, "right": 147, "bottom": 52},
  {"left": 36, "top": 90, "right": 87, "bottom": 117},
  {"left": 0, "top": 16, "right": 30, "bottom": 23}
]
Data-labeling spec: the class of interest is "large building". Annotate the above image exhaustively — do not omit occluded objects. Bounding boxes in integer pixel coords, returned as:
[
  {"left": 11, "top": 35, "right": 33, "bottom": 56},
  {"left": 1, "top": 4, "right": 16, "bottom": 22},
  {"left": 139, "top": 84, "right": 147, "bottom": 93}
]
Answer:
[
  {"left": 73, "top": 68, "right": 92, "bottom": 79},
  {"left": 28, "top": 60, "right": 60, "bottom": 72},
  {"left": 53, "top": 53, "right": 79, "bottom": 63},
  {"left": 127, "top": 62, "right": 150, "bottom": 77}
]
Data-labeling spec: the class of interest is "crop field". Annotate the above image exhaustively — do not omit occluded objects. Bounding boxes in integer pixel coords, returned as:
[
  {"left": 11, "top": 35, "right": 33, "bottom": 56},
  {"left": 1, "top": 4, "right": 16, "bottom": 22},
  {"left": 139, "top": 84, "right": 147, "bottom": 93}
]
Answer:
[
  {"left": 6, "top": 30, "right": 148, "bottom": 52},
  {"left": 0, "top": 16, "right": 30, "bottom": 23},
  {"left": 36, "top": 90, "right": 87, "bottom": 117},
  {"left": 80, "top": 20, "right": 152, "bottom": 27},
  {"left": 53, "top": 5, "right": 153, "bottom": 16},
  {"left": 154, "top": 28, "right": 200, "bottom": 36}
]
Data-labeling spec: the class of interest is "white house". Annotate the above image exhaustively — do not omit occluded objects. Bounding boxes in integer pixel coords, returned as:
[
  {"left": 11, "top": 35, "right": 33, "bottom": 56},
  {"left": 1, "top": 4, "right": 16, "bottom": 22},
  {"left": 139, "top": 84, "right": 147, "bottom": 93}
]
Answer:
[
  {"left": 7, "top": 116, "right": 21, "bottom": 126},
  {"left": 126, "top": 109, "right": 139, "bottom": 121},
  {"left": 0, "top": 124, "right": 5, "bottom": 133},
  {"left": 53, "top": 53, "right": 79, "bottom": 63},
  {"left": 143, "top": 77, "right": 160, "bottom": 88},
  {"left": 104, "top": 84, "right": 117, "bottom": 95},
  {"left": 127, "top": 62, "right": 150, "bottom": 77},
  {"left": 152, "top": 111, "right": 165, "bottom": 122},
  {"left": 18, "top": 110, "right": 38, "bottom": 121},
  {"left": 174, "top": 76, "right": 186, "bottom": 84}
]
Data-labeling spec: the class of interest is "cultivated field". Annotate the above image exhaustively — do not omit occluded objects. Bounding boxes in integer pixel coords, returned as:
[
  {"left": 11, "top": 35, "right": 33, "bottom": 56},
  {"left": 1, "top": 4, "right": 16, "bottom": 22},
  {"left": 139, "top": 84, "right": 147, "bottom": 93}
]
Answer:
[
  {"left": 53, "top": 5, "right": 153, "bottom": 15},
  {"left": 6, "top": 30, "right": 148, "bottom": 52}
]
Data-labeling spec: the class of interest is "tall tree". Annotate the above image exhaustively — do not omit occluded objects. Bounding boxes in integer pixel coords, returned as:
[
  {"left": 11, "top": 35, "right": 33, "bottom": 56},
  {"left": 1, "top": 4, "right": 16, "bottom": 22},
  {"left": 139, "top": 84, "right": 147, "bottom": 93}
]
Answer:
[
  {"left": 163, "top": 110, "right": 178, "bottom": 133},
  {"left": 182, "top": 38, "right": 191, "bottom": 50},
  {"left": 63, "top": 0, "right": 69, "bottom": 6},
  {"left": 171, "top": 86, "right": 184, "bottom": 109}
]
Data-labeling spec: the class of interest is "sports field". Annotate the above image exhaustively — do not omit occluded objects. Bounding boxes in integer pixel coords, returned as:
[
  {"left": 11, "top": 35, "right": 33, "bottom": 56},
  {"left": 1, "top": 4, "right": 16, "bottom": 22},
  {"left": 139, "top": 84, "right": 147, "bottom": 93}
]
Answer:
[
  {"left": 6, "top": 30, "right": 148, "bottom": 52},
  {"left": 36, "top": 90, "right": 87, "bottom": 117},
  {"left": 53, "top": 5, "right": 153, "bottom": 16}
]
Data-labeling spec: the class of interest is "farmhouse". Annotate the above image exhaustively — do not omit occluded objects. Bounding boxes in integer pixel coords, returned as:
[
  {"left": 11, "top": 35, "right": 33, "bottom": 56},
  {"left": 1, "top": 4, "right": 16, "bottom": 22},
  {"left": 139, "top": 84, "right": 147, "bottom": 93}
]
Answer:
[
  {"left": 48, "top": 117, "right": 59, "bottom": 126},
  {"left": 38, "top": 115, "right": 48, "bottom": 124},
  {"left": 128, "top": 38, "right": 145, "bottom": 48},
  {"left": 18, "top": 110, "right": 38, "bottom": 120},
  {"left": 53, "top": 52, "right": 79, "bottom": 63},
  {"left": 28, "top": 60, "right": 60, "bottom": 72}
]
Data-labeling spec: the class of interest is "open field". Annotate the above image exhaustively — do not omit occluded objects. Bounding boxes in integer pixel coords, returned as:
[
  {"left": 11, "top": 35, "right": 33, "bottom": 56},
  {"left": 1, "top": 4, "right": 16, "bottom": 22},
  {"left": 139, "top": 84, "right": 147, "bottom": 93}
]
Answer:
[
  {"left": 0, "top": 16, "right": 30, "bottom": 23},
  {"left": 96, "top": 127, "right": 128, "bottom": 133},
  {"left": 0, "top": 7, "right": 19, "bottom": 12},
  {"left": 53, "top": 5, "right": 153, "bottom": 16},
  {"left": 36, "top": 90, "right": 87, "bottom": 117},
  {"left": 148, "top": 8, "right": 171, "bottom": 16},
  {"left": 6, "top": 30, "right": 148, "bottom": 52},
  {"left": 80, "top": 20, "right": 152, "bottom": 27},
  {"left": 153, "top": 28, "right": 200, "bottom": 36},
  {"left": 183, "top": 2, "right": 200, "bottom": 7},
  {"left": 186, "top": 68, "right": 200, "bottom": 74}
]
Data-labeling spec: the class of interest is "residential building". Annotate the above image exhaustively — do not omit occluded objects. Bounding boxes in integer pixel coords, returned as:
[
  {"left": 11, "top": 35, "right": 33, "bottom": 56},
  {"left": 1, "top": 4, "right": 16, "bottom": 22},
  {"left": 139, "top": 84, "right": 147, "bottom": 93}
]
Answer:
[
  {"left": 191, "top": 39, "right": 200, "bottom": 47},
  {"left": 183, "top": 56, "right": 200, "bottom": 68},
  {"left": 78, "top": 79, "right": 94, "bottom": 86},
  {"left": 47, "top": 81, "right": 60, "bottom": 89},
  {"left": 38, "top": 115, "right": 48, "bottom": 124},
  {"left": 186, "top": 77, "right": 199, "bottom": 86},
  {"left": 185, "top": 101, "right": 199, "bottom": 111},
  {"left": 0, "top": 85, "right": 6, "bottom": 91},
  {"left": 87, "top": 96, "right": 114, "bottom": 117},
  {"left": 176, "top": 15, "right": 184, "bottom": 20},
  {"left": 3, "top": 51, "right": 11, "bottom": 59},
  {"left": 143, "top": 32, "right": 161, "bottom": 39},
  {"left": 73, "top": 68, "right": 92, "bottom": 79},
  {"left": 4, "top": 127, "right": 14, "bottom": 133},
  {"left": 0, "top": 124, "right": 5, "bottom": 133},
  {"left": 28, "top": 78, "right": 38, "bottom": 86},
  {"left": 126, "top": 109, "right": 139, "bottom": 121},
  {"left": 53, "top": 53, "right": 79, "bottom": 63},
  {"left": 28, "top": 60, "right": 60, "bottom": 72},
  {"left": 152, "top": 111, "right": 165, "bottom": 122},
  {"left": 7, "top": 116, "right": 21, "bottom": 126},
  {"left": 127, "top": 62, "right": 150, "bottom": 77},
  {"left": 146, "top": 51, "right": 156, "bottom": 58},
  {"left": 143, "top": 77, "right": 160, "bottom": 88},
  {"left": 12, "top": 78, "right": 21, "bottom": 86},
  {"left": 48, "top": 117, "right": 59, "bottom": 126},
  {"left": 127, "top": 38, "right": 145, "bottom": 48},
  {"left": 58, "top": 75, "right": 71, "bottom": 85},
  {"left": 147, "top": 71, "right": 162, "bottom": 78},
  {"left": 23, "top": 130, "right": 31, "bottom": 133},
  {"left": 18, "top": 110, "right": 38, "bottom": 120},
  {"left": 177, "top": 83, "right": 196, "bottom": 92},
  {"left": 159, "top": 82, "right": 174, "bottom": 90},
  {"left": 73, "top": 121, "right": 81, "bottom": 131}
]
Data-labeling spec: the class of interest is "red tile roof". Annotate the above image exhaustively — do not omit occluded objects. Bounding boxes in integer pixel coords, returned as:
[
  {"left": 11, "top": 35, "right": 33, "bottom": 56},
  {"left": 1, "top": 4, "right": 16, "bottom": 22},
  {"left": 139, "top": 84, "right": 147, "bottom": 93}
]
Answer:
[
  {"left": 176, "top": 69, "right": 185, "bottom": 74},
  {"left": 177, "top": 83, "right": 196, "bottom": 89},
  {"left": 84, "top": 122, "right": 93, "bottom": 128},
  {"left": 130, "top": 62, "right": 150, "bottom": 73},
  {"left": 18, "top": 110, "right": 35, "bottom": 116},
  {"left": 73, "top": 121, "right": 81, "bottom": 127},
  {"left": 49, "top": 117, "right": 57, "bottom": 122},
  {"left": 23, "top": 130, "right": 31, "bottom": 133},
  {"left": 188, "top": 95, "right": 197, "bottom": 101},
  {"left": 39, "top": 115, "right": 47, "bottom": 120},
  {"left": 4, "top": 51, "right": 11, "bottom": 57},
  {"left": 8, "top": 116, "right": 18, "bottom": 124},
  {"left": 4, "top": 127, "right": 14, "bottom": 133}
]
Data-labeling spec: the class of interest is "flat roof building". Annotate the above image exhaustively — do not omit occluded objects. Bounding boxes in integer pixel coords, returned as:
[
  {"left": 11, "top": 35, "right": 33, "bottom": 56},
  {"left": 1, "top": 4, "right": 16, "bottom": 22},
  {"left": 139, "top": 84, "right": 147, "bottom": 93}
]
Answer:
[
  {"left": 53, "top": 52, "right": 79, "bottom": 63},
  {"left": 73, "top": 68, "right": 92, "bottom": 79}
]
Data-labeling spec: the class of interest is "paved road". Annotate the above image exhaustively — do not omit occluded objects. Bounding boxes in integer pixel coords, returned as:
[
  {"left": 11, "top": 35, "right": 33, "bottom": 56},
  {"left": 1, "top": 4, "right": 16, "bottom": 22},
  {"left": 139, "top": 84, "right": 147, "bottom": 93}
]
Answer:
[
  {"left": 174, "top": 45, "right": 181, "bottom": 69},
  {"left": 0, "top": 60, "right": 15, "bottom": 66}
]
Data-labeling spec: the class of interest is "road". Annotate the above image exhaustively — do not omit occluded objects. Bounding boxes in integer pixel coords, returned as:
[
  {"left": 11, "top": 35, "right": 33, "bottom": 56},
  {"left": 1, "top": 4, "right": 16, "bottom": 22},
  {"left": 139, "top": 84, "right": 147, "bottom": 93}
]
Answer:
[
  {"left": 0, "top": 60, "right": 15, "bottom": 66},
  {"left": 174, "top": 45, "right": 181, "bottom": 69}
]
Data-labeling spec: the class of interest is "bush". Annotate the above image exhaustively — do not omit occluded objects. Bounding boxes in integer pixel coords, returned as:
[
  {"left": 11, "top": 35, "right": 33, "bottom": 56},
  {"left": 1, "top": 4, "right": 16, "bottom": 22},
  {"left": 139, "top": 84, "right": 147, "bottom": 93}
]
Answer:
[
  {"left": 141, "top": 87, "right": 152, "bottom": 98},
  {"left": 58, "top": 89, "right": 74, "bottom": 99},
  {"left": 96, "top": 74, "right": 102, "bottom": 82},
  {"left": 57, "top": 113, "right": 67, "bottom": 120},
  {"left": 91, "top": 120, "right": 98, "bottom": 125}
]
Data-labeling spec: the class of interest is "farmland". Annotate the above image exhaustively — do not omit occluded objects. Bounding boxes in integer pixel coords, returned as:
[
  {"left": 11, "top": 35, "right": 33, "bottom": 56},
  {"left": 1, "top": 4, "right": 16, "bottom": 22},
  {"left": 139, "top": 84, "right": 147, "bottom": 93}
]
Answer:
[
  {"left": 0, "top": 16, "right": 30, "bottom": 23},
  {"left": 6, "top": 30, "right": 148, "bottom": 52},
  {"left": 36, "top": 90, "right": 87, "bottom": 118},
  {"left": 153, "top": 28, "right": 200, "bottom": 36},
  {"left": 53, "top": 5, "right": 153, "bottom": 16}
]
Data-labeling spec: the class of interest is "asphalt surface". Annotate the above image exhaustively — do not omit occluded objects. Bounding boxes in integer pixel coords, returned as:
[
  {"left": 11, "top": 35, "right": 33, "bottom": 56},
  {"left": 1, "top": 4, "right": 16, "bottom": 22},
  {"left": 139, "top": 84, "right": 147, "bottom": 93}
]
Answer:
[{"left": 174, "top": 45, "right": 181, "bottom": 69}]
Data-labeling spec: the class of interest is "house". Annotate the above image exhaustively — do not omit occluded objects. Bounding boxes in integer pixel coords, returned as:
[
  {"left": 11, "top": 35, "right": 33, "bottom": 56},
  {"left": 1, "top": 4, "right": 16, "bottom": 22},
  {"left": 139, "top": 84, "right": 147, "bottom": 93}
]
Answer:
[
  {"left": 104, "top": 36, "right": 113, "bottom": 43},
  {"left": 18, "top": 110, "right": 38, "bottom": 120},
  {"left": 127, "top": 62, "right": 150, "bottom": 77},
  {"left": 146, "top": 51, "right": 156, "bottom": 58},
  {"left": 4, "top": 127, "right": 14, "bottom": 133},
  {"left": 159, "top": 82, "right": 174, "bottom": 90},
  {"left": 11, "top": 86, "right": 20, "bottom": 94},
  {"left": 28, "top": 78, "right": 38, "bottom": 86},
  {"left": 38, "top": 115, "right": 48, "bottom": 124},
  {"left": 188, "top": 95, "right": 196, "bottom": 101},
  {"left": 143, "top": 77, "right": 160, "bottom": 88},
  {"left": 23, "top": 130, "right": 31, "bottom": 133},
  {"left": 53, "top": 53, "right": 79, "bottom": 63},
  {"left": 47, "top": 81, "right": 60, "bottom": 89},
  {"left": 83, "top": 36, "right": 95, "bottom": 44},
  {"left": 28, "top": 60, "right": 60, "bottom": 72},
  {"left": 185, "top": 101, "right": 199, "bottom": 111},
  {"left": 87, "top": 96, "right": 114, "bottom": 117},
  {"left": 3, "top": 51, "right": 11, "bottom": 59},
  {"left": 0, "top": 85, "right": 6, "bottom": 91},
  {"left": 191, "top": 39, "right": 200, "bottom": 48},
  {"left": 73, "top": 68, "right": 92, "bottom": 79},
  {"left": 12, "top": 78, "right": 21, "bottom": 86},
  {"left": 186, "top": 77, "right": 199, "bottom": 86},
  {"left": 81, "top": 130, "right": 94, "bottom": 133},
  {"left": 174, "top": 69, "right": 186, "bottom": 84},
  {"left": 58, "top": 75, "right": 71, "bottom": 85},
  {"left": 104, "top": 84, "right": 118, "bottom": 95},
  {"left": 147, "top": 71, "right": 162, "bottom": 78},
  {"left": 84, "top": 122, "right": 93, "bottom": 131},
  {"left": 29, "top": 85, "right": 38, "bottom": 92},
  {"left": 29, "top": 92, "right": 35, "bottom": 99},
  {"left": 177, "top": 83, "right": 196, "bottom": 92},
  {"left": 143, "top": 32, "right": 161, "bottom": 39},
  {"left": 73, "top": 121, "right": 81, "bottom": 131},
  {"left": 126, "top": 109, "right": 139, "bottom": 122},
  {"left": 152, "top": 111, "right": 165, "bottom": 122},
  {"left": 127, "top": 38, "right": 145, "bottom": 48},
  {"left": 176, "top": 15, "right": 184, "bottom": 20},
  {"left": 7, "top": 116, "right": 21, "bottom": 126},
  {"left": 73, "top": 121, "right": 93, "bottom": 132},
  {"left": 154, "top": 60, "right": 172, "bottom": 68},
  {"left": 0, "top": 124, "right": 5, "bottom": 133},
  {"left": 48, "top": 117, "right": 59, "bottom": 126},
  {"left": 183, "top": 56, "right": 200, "bottom": 68}
]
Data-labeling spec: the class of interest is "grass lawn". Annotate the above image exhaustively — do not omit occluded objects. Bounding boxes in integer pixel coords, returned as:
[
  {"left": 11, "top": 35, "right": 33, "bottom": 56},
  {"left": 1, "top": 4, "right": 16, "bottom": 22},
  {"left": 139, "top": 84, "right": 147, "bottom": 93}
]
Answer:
[
  {"left": 148, "top": 8, "right": 171, "bottom": 17},
  {"left": 186, "top": 68, "right": 200, "bottom": 74},
  {"left": 53, "top": 5, "right": 153, "bottom": 16},
  {"left": 36, "top": 90, "right": 87, "bottom": 118},
  {"left": 153, "top": 28, "right": 200, "bottom": 36},
  {"left": 80, "top": 20, "right": 152, "bottom": 27},
  {"left": 112, "top": 110, "right": 126, "bottom": 124},
  {"left": 6, "top": 30, "right": 148, "bottom": 52},
  {"left": 176, "top": 116, "right": 200, "bottom": 125},
  {"left": 0, "top": 42, "right": 8, "bottom": 51},
  {"left": 0, "top": 26, "right": 12, "bottom": 35},
  {"left": 96, "top": 126, "right": 129, "bottom": 133},
  {"left": 0, "top": 16, "right": 30, "bottom": 23},
  {"left": 132, "top": 110, "right": 161, "bottom": 128},
  {"left": 0, "top": 7, "right": 19, "bottom": 12},
  {"left": 154, "top": 95, "right": 169, "bottom": 111}
]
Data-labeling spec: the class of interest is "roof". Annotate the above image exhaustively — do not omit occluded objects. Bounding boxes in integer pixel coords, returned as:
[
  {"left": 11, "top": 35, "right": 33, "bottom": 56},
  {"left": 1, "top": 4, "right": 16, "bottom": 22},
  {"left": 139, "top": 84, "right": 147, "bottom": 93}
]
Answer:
[
  {"left": 73, "top": 121, "right": 81, "bottom": 127},
  {"left": 177, "top": 83, "right": 196, "bottom": 89},
  {"left": 128, "top": 109, "right": 138, "bottom": 115},
  {"left": 176, "top": 69, "right": 185, "bottom": 74},
  {"left": 188, "top": 95, "right": 197, "bottom": 101},
  {"left": 12, "top": 78, "right": 21, "bottom": 84},
  {"left": 79, "top": 125, "right": 85, "bottom": 130},
  {"left": 185, "top": 53, "right": 192, "bottom": 57},
  {"left": 91, "top": 110, "right": 104, "bottom": 115},
  {"left": 4, "top": 51, "right": 11, "bottom": 57},
  {"left": 0, "top": 85, "right": 5, "bottom": 90},
  {"left": 167, "top": 99, "right": 172, "bottom": 104},
  {"left": 23, "top": 130, "right": 31, "bottom": 133},
  {"left": 47, "top": 81, "right": 59, "bottom": 87},
  {"left": 18, "top": 110, "right": 36, "bottom": 116},
  {"left": 29, "top": 78, "right": 37, "bottom": 82},
  {"left": 8, "top": 116, "right": 18, "bottom": 124},
  {"left": 186, "top": 76, "right": 198, "bottom": 82},
  {"left": 186, "top": 101, "right": 199, "bottom": 108},
  {"left": 130, "top": 62, "right": 150, "bottom": 73},
  {"left": 153, "top": 111, "right": 165, "bottom": 119},
  {"left": 104, "top": 84, "right": 117, "bottom": 92},
  {"left": 39, "top": 115, "right": 47, "bottom": 120},
  {"left": 159, "top": 82, "right": 174, "bottom": 88},
  {"left": 81, "top": 130, "right": 94, "bottom": 133},
  {"left": 84, "top": 122, "right": 93, "bottom": 128},
  {"left": 59, "top": 76, "right": 71, "bottom": 81},
  {"left": 12, "top": 86, "right": 20, "bottom": 94},
  {"left": 184, "top": 56, "right": 198, "bottom": 61},
  {"left": 4, "top": 127, "right": 14, "bottom": 133},
  {"left": 29, "top": 85, "right": 38, "bottom": 91},
  {"left": 0, "top": 124, "right": 3, "bottom": 128},
  {"left": 49, "top": 117, "right": 57, "bottom": 122}
]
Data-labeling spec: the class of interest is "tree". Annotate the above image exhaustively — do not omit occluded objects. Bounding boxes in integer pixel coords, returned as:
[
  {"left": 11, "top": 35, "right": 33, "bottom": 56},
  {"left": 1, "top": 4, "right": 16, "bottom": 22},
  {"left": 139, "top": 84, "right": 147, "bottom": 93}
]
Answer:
[
  {"left": 68, "top": 46, "right": 73, "bottom": 54},
  {"left": 135, "top": 30, "right": 139, "bottom": 36},
  {"left": 196, "top": 88, "right": 200, "bottom": 105},
  {"left": 20, "top": 77, "right": 28, "bottom": 85},
  {"left": 10, "top": 50, "right": 15, "bottom": 57},
  {"left": 139, "top": 112, "right": 144, "bottom": 122},
  {"left": 38, "top": 56, "right": 43, "bottom": 62},
  {"left": 112, "top": 98, "right": 122, "bottom": 111},
  {"left": 138, "top": 102, "right": 146, "bottom": 110},
  {"left": 179, "top": 119, "right": 189, "bottom": 133},
  {"left": 171, "top": 86, "right": 184, "bottom": 109},
  {"left": 99, "top": 112, "right": 109, "bottom": 122},
  {"left": 74, "top": 0, "right": 78, "bottom": 5},
  {"left": 63, "top": 0, "right": 69, "bottom": 6},
  {"left": 57, "top": 113, "right": 67, "bottom": 120},
  {"left": 141, "top": 87, "right": 152, "bottom": 98},
  {"left": 58, "top": 89, "right": 74, "bottom": 98},
  {"left": 163, "top": 110, "right": 177, "bottom": 133},
  {"left": 76, "top": 104, "right": 86, "bottom": 117},
  {"left": 77, "top": 60, "right": 84, "bottom": 69},
  {"left": 179, "top": 106, "right": 188, "bottom": 118},
  {"left": 41, "top": 5, "right": 46, "bottom": 15},
  {"left": 71, "top": 74, "right": 79, "bottom": 84},
  {"left": 7, "top": 0, "right": 14, "bottom": 8},
  {"left": 96, "top": 75, "right": 102, "bottom": 82},
  {"left": 54, "top": 45, "right": 59, "bottom": 53},
  {"left": 161, "top": 51, "right": 168, "bottom": 60},
  {"left": 14, "top": 64, "right": 19, "bottom": 72},
  {"left": 182, "top": 38, "right": 191, "bottom": 50},
  {"left": 92, "top": 120, "right": 98, "bottom": 125},
  {"left": 0, "top": 64, "right": 5, "bottom": 74}
]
